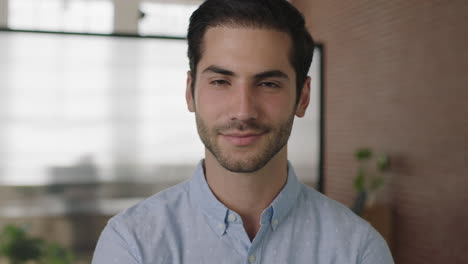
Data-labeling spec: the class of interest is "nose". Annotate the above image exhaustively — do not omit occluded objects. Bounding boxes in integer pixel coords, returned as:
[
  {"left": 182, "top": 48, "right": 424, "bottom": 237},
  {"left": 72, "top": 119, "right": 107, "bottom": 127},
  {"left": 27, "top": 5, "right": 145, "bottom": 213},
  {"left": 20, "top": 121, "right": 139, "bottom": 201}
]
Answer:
[{"left": 230, "top": 83, "right": 258, "bottom": 122}]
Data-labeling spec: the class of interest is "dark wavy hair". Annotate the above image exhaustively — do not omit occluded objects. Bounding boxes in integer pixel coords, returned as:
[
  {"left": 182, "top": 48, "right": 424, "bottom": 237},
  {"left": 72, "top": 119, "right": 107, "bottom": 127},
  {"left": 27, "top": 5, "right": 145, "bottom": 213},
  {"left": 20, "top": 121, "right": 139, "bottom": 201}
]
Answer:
[{"left": 187, "top": 0, "right": 315, "bottom": 104}]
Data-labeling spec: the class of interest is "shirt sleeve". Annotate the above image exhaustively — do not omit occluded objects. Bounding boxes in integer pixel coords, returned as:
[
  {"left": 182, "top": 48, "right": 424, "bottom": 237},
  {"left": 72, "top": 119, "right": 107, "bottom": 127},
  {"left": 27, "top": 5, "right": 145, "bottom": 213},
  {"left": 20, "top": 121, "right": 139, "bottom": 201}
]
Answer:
[
  {"left": 358, "top": 224, "right": 394, "bottom": 264},
  {"left": 92, "top": 219, "right": 141, "bottom": 264}
]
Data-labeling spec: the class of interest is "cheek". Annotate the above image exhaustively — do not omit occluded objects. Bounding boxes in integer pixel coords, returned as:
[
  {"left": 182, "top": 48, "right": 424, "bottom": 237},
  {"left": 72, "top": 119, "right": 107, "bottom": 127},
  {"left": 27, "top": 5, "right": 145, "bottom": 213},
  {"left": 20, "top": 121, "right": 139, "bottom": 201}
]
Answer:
[
  {"left": 195, "top": 88, "right": 227, "bottom": 120},
  {"left": 262, "top": 94, "right": 295, "bottom": 119}
]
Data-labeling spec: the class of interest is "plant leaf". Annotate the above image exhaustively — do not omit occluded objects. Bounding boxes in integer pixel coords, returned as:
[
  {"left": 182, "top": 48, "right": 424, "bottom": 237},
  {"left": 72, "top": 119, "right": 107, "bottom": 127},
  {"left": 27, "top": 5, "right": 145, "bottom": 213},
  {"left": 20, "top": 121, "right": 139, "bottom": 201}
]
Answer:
[
  {"left": 354, "top": 169, "right": 365, "bottom": 192},
  {"left": 355, "top": 148, "right": 373, "bottom": 161},
  {"left": 377, "top": 154, "right": 390, "bottom": 171}
]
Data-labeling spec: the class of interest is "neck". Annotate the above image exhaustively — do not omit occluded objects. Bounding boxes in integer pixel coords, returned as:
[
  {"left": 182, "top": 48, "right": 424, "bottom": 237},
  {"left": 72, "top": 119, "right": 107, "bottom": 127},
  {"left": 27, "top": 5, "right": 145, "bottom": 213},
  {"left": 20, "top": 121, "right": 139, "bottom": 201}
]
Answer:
[{"left": 204, "top": 146, "right": 289, "bottom": 240}]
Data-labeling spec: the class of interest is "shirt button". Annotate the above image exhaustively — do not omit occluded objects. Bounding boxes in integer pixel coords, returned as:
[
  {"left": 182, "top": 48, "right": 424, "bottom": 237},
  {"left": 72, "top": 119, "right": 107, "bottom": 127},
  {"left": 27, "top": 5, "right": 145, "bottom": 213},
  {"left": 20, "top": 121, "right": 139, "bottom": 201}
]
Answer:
[
  {"left": 272, "top": 219, "right": 279, "bottom": 227},
  {"left": 227, "top": 213, "right": 237, "bottom": 222},
  {"left": 248, "top": 255, "right": 256, "bottom": 264}
]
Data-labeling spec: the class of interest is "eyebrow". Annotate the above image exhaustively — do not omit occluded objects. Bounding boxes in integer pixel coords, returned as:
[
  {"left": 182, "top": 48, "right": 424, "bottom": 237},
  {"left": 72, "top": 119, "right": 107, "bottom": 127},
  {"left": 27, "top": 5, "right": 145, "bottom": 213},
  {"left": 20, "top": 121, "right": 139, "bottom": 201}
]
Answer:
[
  {"left": 202, "top": 65, "right": 290, "bottom": 81},
  {"left": 202, "top": 65, "right": 236, "bottom": 76},
  {"left": 254, "top": 70, "right": 289, "bottom": 81}
]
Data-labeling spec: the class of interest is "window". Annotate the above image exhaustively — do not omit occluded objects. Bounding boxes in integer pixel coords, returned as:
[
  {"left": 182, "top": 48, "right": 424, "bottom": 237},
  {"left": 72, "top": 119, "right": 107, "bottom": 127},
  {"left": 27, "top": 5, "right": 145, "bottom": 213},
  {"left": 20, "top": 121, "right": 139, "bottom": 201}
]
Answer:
[{"left": 0, "top": 32, "right": 201, "bottom": 185}]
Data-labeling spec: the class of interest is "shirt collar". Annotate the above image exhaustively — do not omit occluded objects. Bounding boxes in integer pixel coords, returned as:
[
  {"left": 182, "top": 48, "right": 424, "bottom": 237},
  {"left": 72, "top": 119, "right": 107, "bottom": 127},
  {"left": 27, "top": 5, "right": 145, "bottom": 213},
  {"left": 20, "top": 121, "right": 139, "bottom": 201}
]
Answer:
[
  {"left": 269, "top": 161, "right": 302, "bottom": 230},
  {"left": 189, "top": 160, "right": 229, "bottom": 236},
  {"left": 189, "top": 160, "right": 302, "bottom": 236}
]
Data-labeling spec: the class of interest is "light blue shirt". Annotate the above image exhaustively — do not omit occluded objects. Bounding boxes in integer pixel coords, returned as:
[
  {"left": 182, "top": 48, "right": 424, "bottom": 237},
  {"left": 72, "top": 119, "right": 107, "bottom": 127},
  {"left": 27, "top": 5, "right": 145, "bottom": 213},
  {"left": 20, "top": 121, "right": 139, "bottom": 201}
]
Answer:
[{"left": 92, "top": 161, "right": 393, "bottom": 264}]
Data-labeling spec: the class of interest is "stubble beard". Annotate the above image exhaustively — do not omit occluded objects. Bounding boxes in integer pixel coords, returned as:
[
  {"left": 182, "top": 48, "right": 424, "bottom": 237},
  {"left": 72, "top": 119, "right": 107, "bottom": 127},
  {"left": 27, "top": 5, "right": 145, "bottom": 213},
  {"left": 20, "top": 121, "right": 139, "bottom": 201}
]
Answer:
[{"left": 195, "top": 113, "right": 295, "bottom": 173}]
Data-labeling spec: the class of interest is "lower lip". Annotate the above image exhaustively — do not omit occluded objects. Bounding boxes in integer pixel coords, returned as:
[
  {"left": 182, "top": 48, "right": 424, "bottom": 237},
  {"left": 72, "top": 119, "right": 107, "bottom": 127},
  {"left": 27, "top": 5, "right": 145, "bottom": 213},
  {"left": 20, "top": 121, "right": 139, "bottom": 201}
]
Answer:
[{"left": 222, "top": 133, "right": 264, "bottom": 146}]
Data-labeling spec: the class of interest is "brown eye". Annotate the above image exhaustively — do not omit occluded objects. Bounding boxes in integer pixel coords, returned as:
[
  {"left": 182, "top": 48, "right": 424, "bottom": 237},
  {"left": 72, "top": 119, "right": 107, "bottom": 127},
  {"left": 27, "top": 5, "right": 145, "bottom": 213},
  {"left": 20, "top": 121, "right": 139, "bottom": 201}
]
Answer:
[
  {"left": 259, "top": 82, "right": 280, "bottom": 88},
  {"left": 211, "top": 80, "right": 230, "bottom": 86}
]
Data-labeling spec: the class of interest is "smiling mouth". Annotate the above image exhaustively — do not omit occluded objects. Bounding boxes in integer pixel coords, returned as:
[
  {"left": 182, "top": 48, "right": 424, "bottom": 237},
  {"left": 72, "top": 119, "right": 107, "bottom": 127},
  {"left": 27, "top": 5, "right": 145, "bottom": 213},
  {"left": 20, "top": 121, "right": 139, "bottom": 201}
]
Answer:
[{"left": 220, "top": 131, "right": 267, "bottom": 146}]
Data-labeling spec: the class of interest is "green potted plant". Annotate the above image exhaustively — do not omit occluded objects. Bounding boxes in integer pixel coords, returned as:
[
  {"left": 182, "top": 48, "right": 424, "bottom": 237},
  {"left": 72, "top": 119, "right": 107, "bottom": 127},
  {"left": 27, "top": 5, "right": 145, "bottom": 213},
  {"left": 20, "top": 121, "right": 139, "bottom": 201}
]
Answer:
[
  {"left": 0, "top": 225, "right": 74, "bottom": 264},
  {"left": 0, "top": 225, "right": 43, "bottom": 264},
  {"left": 352, "top": 148, "right": 390, "bottom": 216}
]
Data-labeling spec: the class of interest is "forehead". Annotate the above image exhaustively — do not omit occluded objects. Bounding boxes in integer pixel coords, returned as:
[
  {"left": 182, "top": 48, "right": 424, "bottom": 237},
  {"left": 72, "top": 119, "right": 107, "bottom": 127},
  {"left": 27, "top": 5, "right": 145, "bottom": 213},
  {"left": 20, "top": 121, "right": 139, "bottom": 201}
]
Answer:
[{"left": 198, "top": 26, "right": 294, "bottom": 77}]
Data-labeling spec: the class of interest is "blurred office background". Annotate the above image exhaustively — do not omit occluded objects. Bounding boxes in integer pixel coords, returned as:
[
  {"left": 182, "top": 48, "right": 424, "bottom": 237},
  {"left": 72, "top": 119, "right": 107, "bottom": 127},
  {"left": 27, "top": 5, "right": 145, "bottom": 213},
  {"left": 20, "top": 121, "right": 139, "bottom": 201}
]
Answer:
[{"left": 0, "top": 0, "right": 467, "bottom": 263}]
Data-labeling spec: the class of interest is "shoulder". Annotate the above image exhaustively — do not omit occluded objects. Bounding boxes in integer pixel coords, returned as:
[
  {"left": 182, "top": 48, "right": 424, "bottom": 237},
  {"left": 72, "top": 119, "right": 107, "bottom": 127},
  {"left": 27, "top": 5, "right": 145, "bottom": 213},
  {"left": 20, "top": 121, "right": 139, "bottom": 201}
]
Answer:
[
  {"left": 297, "top": 184, "right": 393, "bottom": 263},
  {"left": 108, "top": 180, "right": 192, "bottom": 231},
  {"left": 93, "top": 181, "right": 193, "bottom": 263},
  {"left": 297, "top": 184, "right": 375, "bottom": 245},
  {"left": 299, "top": 184, "right": 364, "bottom": 225}
]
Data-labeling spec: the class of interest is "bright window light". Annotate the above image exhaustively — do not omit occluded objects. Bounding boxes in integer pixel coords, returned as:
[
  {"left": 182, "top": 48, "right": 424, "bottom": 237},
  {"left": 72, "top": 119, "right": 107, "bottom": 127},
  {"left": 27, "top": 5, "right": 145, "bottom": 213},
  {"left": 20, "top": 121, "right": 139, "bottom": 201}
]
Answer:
[
  {"left": 8, "top": 0, "right": 113, "bottom": 34},
  {"left": 0, "top": 32, "right": 201, "bottom": 185}
]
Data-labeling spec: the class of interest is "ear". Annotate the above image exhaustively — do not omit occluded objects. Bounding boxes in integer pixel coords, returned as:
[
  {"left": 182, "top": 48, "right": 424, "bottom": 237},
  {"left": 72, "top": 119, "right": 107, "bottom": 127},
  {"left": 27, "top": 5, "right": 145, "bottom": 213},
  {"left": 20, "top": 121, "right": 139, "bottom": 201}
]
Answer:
[
  {"left": 295, "top": 76, "right": 311, "bottom": 118},
  {"left": 186, "top": 71, "right": 195, "bottom": 112}
]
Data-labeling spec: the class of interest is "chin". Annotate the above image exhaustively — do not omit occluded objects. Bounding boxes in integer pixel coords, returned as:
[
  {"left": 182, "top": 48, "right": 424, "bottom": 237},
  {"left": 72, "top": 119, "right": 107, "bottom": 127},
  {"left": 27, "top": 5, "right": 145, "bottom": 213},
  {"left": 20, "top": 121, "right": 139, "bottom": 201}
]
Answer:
[
  {"left": 219, "top": 161, "right": 267, "bottom": 173},
  {"left": 214, "top": 151, "right": 273, "bottom": 173}
]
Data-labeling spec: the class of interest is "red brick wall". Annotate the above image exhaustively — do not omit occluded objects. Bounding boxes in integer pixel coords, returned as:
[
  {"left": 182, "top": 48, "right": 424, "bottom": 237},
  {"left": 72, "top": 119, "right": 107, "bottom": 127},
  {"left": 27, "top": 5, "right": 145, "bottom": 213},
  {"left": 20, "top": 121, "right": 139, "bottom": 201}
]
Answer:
[{"left": 291, "top": 0, "right": 468, "bottom": 263}]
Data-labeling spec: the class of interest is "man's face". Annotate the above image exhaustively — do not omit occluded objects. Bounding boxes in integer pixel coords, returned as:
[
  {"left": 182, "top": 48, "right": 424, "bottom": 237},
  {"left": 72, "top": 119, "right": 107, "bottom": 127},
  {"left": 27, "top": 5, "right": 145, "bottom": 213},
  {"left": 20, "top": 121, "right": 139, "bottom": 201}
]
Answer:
[{"left": 186, "top": 26, "right": 310, "bottom": 173}]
